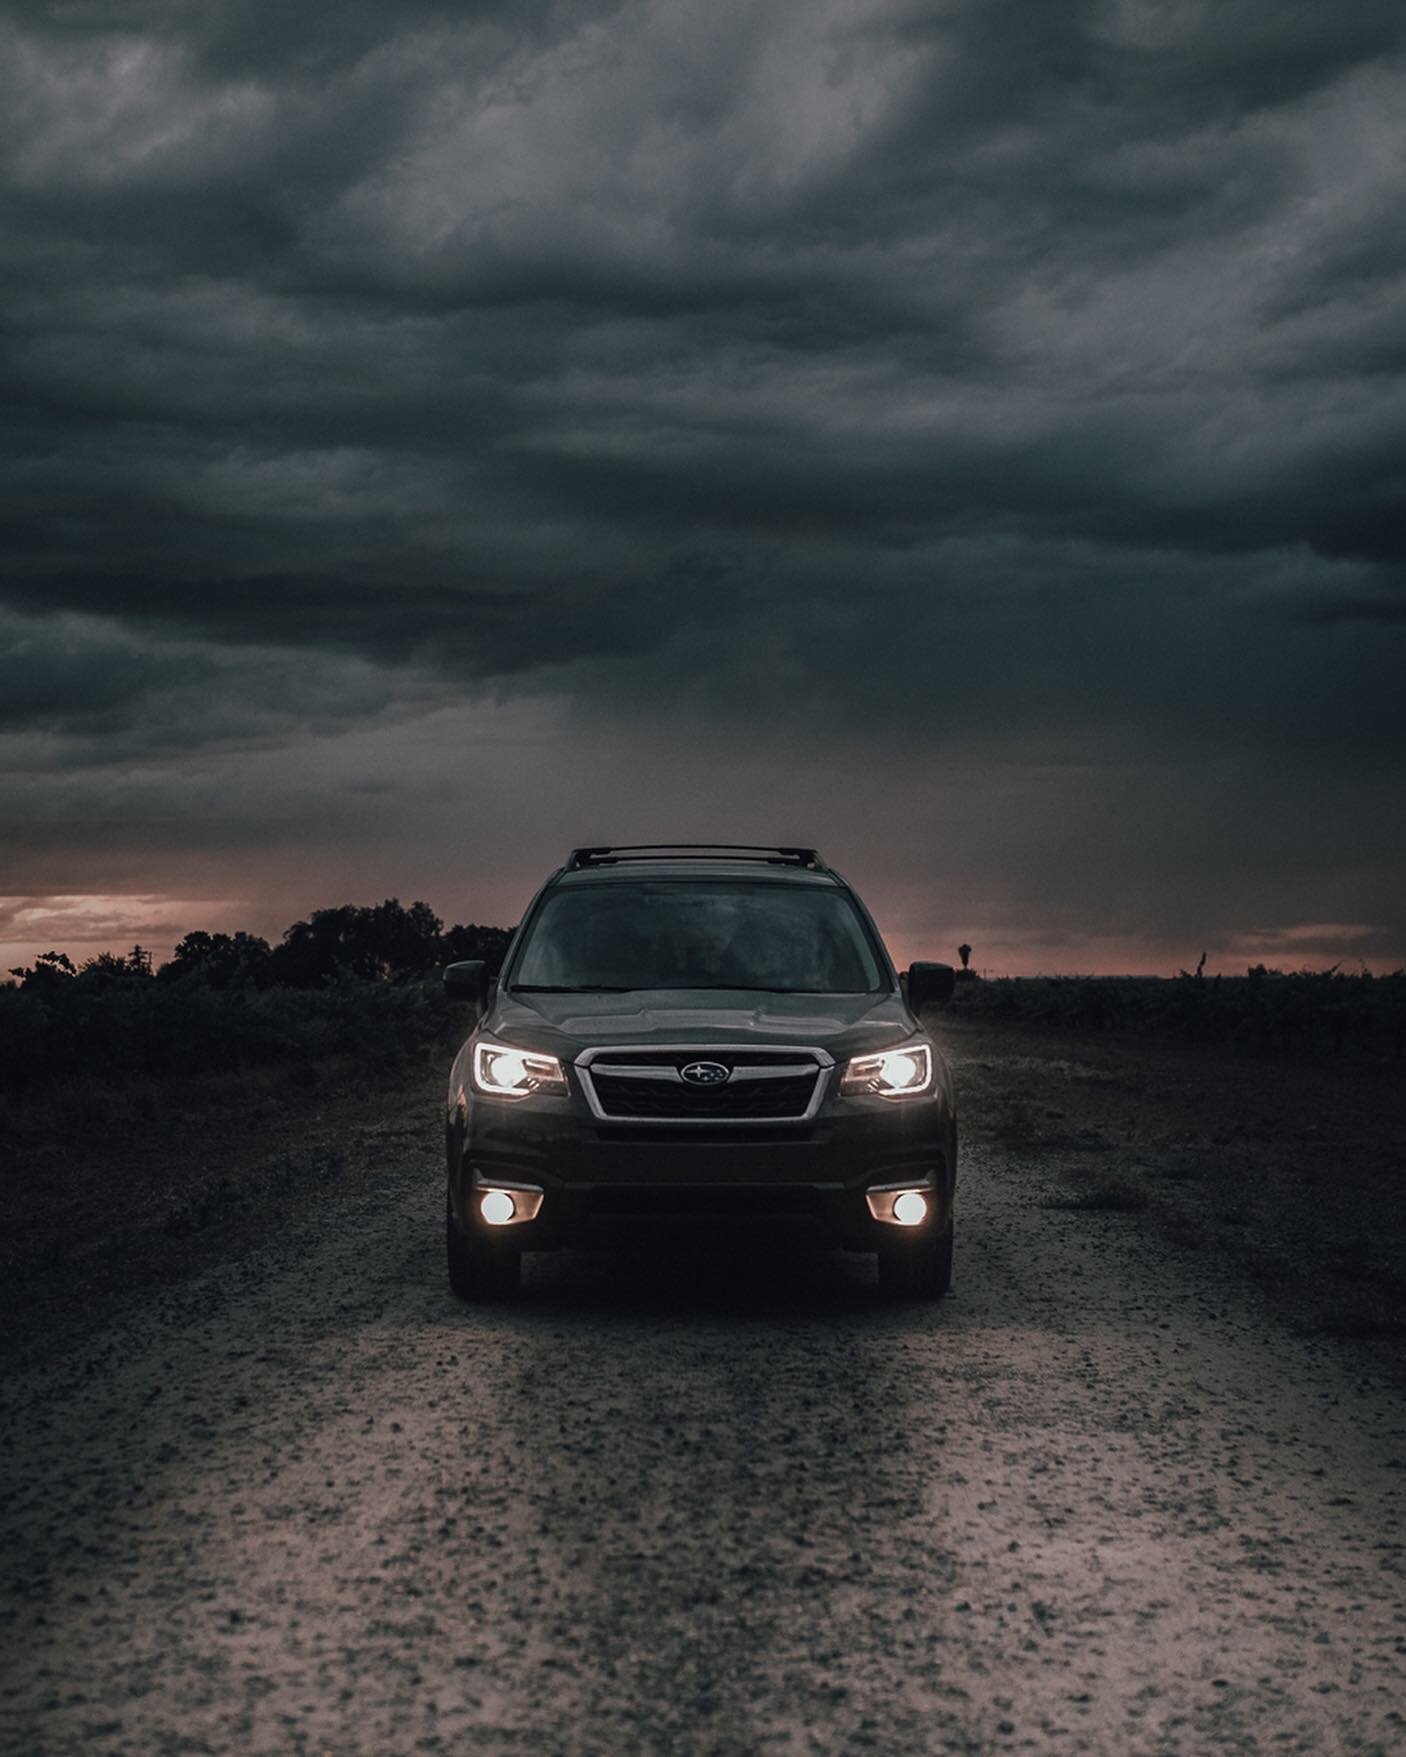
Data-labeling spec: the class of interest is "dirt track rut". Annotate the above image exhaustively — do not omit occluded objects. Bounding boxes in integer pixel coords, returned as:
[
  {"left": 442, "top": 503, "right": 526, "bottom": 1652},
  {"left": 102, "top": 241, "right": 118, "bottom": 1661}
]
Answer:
[{"left": 2, "top": 1097, "right": 1403, "bottom": 1755}]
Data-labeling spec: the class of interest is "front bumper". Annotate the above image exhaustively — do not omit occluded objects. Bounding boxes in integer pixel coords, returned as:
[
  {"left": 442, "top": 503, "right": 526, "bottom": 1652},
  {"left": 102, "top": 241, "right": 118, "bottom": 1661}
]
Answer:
[{"left": 448, "top": 1090, "right": 954, "bottom": 1252}]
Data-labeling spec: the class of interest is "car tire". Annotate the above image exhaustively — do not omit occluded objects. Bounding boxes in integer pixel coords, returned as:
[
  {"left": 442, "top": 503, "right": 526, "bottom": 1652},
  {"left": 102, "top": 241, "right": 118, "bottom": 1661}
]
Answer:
[
  {"left": 878, "top": 1222, "right": 953, "bottom": 1301},
  {"left": 446, "top": 1195, "right": 522, "bottom": 1301}
]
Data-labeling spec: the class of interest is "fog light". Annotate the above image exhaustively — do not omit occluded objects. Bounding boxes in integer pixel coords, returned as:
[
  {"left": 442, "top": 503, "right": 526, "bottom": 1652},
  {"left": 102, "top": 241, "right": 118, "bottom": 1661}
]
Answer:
[
  {"left": 866, "top": 1183, "right": 936, "bottom": 1225},
  {"left": 892, "top": 1190, "right": 928, "bottom": 1227},
  {"left": 480, "top": 1189, "right": 516, "bottom": 1226}
]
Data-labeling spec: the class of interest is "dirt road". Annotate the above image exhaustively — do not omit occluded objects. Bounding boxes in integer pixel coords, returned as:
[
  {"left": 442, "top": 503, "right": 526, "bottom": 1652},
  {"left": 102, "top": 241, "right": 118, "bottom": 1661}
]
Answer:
[{"left": 2, "top": 1042, "right": 1403, "bottom": 1756}]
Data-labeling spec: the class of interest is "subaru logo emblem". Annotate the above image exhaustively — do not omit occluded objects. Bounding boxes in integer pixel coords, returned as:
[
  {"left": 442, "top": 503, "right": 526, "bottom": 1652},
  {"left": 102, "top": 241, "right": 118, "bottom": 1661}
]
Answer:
[{"left": 680, "top": 1060, "right": 730, "bottom": 1086}]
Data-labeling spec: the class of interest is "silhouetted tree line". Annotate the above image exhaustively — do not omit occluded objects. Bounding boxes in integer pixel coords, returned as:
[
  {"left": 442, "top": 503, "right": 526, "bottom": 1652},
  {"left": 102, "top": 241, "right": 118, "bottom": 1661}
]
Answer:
[
  {"left": 8, "top": 900, "right": 511, "bottom": 994},
  {"left": 0, "top": 902, "right": 512, "bottom": 1098}
]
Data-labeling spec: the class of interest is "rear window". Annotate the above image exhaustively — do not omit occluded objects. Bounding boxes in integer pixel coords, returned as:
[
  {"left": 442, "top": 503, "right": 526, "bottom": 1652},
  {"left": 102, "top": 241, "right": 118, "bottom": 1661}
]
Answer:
[{"left": 510, "top": 882, "right": 885, "bottom": 993}]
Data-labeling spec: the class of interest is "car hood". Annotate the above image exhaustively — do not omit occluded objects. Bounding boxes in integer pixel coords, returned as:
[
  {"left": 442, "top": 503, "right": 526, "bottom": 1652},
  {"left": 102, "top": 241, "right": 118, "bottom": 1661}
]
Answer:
[{"left": 486, "top": 987, "right": 918, "bottom": 1061}]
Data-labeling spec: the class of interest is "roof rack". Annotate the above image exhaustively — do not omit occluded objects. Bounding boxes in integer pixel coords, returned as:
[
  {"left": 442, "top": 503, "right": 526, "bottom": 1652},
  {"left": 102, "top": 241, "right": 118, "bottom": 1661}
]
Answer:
[{"left": 567, "top": 844, "right": 824, "bottom": 871}]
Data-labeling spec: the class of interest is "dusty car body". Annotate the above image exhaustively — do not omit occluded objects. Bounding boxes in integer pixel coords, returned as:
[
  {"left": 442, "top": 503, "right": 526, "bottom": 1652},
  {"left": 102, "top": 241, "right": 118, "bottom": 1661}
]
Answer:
[{"left": 443, "top": 845, "right": 957, "bottom": 1299}]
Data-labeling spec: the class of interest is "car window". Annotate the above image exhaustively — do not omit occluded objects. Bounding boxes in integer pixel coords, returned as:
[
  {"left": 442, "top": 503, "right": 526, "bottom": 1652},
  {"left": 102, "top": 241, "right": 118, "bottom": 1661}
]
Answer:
[{"left": 511, "top": 882, "right": 884, "bottom": 993}]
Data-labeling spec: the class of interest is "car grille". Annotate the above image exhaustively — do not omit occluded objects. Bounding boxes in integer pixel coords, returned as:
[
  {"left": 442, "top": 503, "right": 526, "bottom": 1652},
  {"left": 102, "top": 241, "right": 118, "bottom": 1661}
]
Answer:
[
  {"left": 591, "top": 1071, "right": 817, "bottom": 1118},
  {"left": 580, "top": 1049, "right": 827, "bottom": 1123}
]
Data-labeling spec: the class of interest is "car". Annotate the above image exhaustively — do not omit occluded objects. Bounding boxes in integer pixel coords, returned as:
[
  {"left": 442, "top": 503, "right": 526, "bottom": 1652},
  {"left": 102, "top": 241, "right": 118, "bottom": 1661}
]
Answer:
[{"left": 442, "top": 844, "right": 957, "bottom": 1301}]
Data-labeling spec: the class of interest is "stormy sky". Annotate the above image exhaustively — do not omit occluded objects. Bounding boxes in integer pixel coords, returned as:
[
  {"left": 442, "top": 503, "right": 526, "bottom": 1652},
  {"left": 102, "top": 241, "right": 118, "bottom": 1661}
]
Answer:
[{"left": 3, "top": 0, "right": 1404, "bottom": 975}]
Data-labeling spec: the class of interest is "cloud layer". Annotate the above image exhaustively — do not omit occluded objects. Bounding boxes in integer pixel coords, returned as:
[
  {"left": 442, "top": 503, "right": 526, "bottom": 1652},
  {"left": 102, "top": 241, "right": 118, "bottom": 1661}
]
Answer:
[{"left": 3, "top": 1, "right": 1404, "bottom": 968}]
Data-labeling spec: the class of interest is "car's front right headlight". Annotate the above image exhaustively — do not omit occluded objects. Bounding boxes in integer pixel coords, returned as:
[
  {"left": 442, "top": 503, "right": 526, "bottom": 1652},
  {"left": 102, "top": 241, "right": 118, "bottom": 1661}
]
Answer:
[
  {"left": 840, "top": 1040, "right": 933, "bottom": 1099},
  {"left": 471, "top": 1039, "right": 567, "bottom": 1100}
]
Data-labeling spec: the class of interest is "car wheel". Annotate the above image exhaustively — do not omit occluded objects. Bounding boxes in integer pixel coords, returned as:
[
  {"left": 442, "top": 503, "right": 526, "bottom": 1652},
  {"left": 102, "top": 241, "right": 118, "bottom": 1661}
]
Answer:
[
  {"left": 446, "top": 1194, "right": 522, "bottom": 1301},
  {"left": 878, "top": 1222, "right": 953, "bottom": 1301}
]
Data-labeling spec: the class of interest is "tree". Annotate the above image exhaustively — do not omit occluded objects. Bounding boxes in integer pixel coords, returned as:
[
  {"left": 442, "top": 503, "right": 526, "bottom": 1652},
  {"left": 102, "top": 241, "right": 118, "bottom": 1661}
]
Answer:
[
  {"left": 8, "top": 950, "right": 77, "bottom": 990},
  {"left": 159, "top": 931, "right": 273, "bottom": 989},
  {"left": 271, "top": 899, "right": 445, "bottom": 986},
  {"left": 958, "top": 944, "right": 972, "bottom": 971},
  {"left": 441, "top": 922, "right": 513, "bottom": 976},
  {"left": 75, "top": 946, "right": 156, "bottom": 988}
]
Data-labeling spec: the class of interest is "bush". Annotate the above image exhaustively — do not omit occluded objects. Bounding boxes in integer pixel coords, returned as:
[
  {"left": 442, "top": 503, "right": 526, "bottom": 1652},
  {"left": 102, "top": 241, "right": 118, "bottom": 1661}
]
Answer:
[
  {"left": 0, "top": 973, "right": 456, "bottom": 1099},
  {"left": 944, "top": 969, "right": 1406, "bottom": 1060},
  {"left": 0, "top": 899, "right": 515, "bottom": 1101}
]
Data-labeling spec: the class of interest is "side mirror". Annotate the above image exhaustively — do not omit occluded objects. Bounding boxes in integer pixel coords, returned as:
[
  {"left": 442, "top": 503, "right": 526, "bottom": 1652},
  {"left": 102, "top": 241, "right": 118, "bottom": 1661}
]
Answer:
[
  {"left": 907, "top": 961, "right": 955, "bottom": 1011},
  {"left": 442, "top": 960, "right": 489, "bottom": 1014}
]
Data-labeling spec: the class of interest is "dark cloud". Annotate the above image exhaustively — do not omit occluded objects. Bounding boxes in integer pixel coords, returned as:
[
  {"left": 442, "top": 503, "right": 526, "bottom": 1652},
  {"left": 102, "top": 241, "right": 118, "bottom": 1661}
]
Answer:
[
  {"left": 2, "top": 1, "right": 1404, "bottom": 967},
  {"left": 0, "top": 605, "right": 445, "bottom": 762}
]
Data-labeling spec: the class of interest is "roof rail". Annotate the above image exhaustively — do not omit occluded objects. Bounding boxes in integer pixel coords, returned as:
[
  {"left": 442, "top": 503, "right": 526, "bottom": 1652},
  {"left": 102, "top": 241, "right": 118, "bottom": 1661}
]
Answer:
[{"left": 567, "top": 844, "right": 824, "bottom": 871}]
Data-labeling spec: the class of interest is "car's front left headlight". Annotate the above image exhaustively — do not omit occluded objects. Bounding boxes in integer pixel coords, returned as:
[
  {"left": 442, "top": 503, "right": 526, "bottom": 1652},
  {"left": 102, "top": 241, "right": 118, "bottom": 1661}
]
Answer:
[
  {"left": 471, "top": 1039, "right": 568, "bottom": 1100},
  {"left": 840, "top": 1040, "right": 933, "bottom": 1099}
]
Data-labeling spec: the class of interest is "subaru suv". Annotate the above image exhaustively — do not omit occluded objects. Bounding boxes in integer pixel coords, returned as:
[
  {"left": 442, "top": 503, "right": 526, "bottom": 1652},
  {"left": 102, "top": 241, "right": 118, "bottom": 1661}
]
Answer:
[{"left": 443, "top": 845, "right": 957, "bottom": 1300}]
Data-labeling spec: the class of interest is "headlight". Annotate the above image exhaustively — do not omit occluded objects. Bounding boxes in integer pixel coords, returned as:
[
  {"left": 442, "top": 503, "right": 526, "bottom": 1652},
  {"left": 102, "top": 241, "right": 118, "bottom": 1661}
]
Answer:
[
  {"left": 471, "top": 1039, "right": 567, "bottom": 1099},
  {"left": 840, "top": 1041, "right": 933, "bottom": 1099}
]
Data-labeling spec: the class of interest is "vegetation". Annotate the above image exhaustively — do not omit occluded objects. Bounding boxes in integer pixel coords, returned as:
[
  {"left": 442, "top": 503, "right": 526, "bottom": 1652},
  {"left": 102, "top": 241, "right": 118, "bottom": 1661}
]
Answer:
[
  {"left": 1, "top": 900, "right": 511, "bottom": 1098},
  {"left": 944, "top": 967, "right": 1406, "bottom": 1060},
  {"left": 5, "top": 907, "right": 1403, "bottom": 1107}
]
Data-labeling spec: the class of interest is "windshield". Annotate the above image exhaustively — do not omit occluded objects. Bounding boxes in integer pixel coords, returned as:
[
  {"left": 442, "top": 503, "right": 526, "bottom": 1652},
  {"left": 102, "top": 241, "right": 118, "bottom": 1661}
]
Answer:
[{"left": 510, "top": 881, "right": 886, "bottom": 993}]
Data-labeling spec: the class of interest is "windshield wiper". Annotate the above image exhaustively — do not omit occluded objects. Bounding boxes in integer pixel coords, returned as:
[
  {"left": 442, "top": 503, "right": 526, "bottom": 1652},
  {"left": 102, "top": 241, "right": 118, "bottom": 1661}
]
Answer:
[
  {"left": 511, "top": 984, "right": 633, "bottom": 993},
  {"left": 663, "top": 985, "right": 844, "bottom": 994},
  {"left": 511, "top": 983, "right": 854, "bottom": 994}
]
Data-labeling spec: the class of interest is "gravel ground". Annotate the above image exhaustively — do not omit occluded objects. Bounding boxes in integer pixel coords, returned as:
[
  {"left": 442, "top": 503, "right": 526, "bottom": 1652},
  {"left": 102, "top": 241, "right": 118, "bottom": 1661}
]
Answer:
[{"left": 2, "top": 1032, "right": 1404, "bottom": 1756}]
